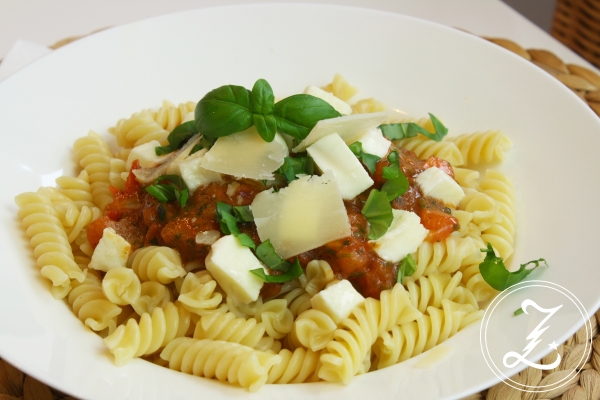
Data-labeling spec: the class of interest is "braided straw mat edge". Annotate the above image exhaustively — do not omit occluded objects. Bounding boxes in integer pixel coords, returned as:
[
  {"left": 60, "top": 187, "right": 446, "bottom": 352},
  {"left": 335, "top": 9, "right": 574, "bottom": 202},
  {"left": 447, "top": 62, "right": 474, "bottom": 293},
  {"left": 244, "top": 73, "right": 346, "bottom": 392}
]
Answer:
[{"left": 0, "top": 33, "right": 599, "bottom": 400}]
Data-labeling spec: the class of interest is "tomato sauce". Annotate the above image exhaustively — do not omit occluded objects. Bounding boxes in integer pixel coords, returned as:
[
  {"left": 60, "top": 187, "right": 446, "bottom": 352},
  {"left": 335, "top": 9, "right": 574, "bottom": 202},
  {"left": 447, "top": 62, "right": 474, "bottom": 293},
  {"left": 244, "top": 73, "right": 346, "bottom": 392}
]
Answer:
[{"left": 87, "top": 146, "right": 460, "bottom": 300}]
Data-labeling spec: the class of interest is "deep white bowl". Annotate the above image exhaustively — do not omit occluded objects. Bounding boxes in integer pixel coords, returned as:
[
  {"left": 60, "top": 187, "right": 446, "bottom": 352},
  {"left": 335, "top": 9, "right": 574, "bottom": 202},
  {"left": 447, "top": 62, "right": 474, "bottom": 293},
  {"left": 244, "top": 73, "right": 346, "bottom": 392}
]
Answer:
[{"left": 1, "top": 4, "right": 599, "bottom": 399}]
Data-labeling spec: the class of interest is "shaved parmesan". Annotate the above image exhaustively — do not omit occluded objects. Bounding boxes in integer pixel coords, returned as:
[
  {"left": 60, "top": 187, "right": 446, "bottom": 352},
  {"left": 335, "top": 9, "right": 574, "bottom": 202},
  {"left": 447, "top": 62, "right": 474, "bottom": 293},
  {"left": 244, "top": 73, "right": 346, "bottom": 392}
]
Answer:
[
  {"left": 307, "top": 133, "right": 373, "bottom": 200},
  {"left": 292, "top": 111, "right": 389, "bottom": 153},
  {"left": 251, "top": 172, "right": 351, "bottom": 259},
  {"left": 126, "top": 140, "right": 170, "bottom": 170},
  {"left": 201, "top": 126, "right": 288, "bottom": 180},
  {"left": 304, "top": 85, "right": 352, "bottom": 115},
  {"left": 176, "top": 148, "right": 222, "bottom": 192}
]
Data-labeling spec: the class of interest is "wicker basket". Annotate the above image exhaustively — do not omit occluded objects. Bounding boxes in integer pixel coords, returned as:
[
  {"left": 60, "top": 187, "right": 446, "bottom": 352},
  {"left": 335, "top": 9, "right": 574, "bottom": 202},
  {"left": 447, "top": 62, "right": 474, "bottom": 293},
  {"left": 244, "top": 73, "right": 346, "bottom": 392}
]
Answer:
[{"left": 552, "top": 0, "right": 600, "bottom": 68}]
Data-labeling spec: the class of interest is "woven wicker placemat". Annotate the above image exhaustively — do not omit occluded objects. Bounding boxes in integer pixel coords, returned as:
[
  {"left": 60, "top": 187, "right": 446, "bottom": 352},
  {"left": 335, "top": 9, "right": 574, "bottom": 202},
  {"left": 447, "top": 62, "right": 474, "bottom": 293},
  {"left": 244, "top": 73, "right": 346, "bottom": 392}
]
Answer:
[{"left": 1, "top": 33, "right": 599, "bottom": 400}]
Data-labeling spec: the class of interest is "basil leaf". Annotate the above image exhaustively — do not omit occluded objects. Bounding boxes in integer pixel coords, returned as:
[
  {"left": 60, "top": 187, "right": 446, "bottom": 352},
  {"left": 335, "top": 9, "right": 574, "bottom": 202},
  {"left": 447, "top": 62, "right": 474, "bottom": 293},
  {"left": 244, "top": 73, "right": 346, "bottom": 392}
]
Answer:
[
  {"left": 255, "top": 240, "right": 292, "bottom": 271},
  {"left": 382, "top": 174, "right": 409, "bottom": 201},
  {"left": 273, "top": 94, "right": 341, "bottom": 140},
  {"left": 514, "top": 307, "right": 524, "bottom": 316},
  {"left": 236, "top": 233, "right": 256, "bottom": 250},
  {"left": 479, "top": 243, "right": 547, "bottom": 291},
  {"left": 195, "top": 84, "right": 253, "bottom": 139},
  {"left": 155, "top": 121, "right": 198, "bottom": 155},
  {"left": 253, "top": 113, "right": 277, "bottom": 142},
  {"left": 277, "top": 156, "right": 314, "bottom": 182},
  {"left": 397, "top": 254, "right": 416, "bottom": 284},
  {"left": 349, "top": 141, "right": 380, "bottom": 175},
  {"left": 361, "top": 189, "right": 393, "bottom": 240},
  {"left": 146, "top": 175, "right": 189, "bottom": 206},
  {"left": 250, "top": 259, "right": 304, "bottom": 283},
  {"left": 380, "top": 113, "right": 448, "bottom": 142},
  {"left": 233, "top": 205, "right": 254, "bottom": 222},
  {"left": 250, "top": 78, "right": 275, "bottom": 115}
]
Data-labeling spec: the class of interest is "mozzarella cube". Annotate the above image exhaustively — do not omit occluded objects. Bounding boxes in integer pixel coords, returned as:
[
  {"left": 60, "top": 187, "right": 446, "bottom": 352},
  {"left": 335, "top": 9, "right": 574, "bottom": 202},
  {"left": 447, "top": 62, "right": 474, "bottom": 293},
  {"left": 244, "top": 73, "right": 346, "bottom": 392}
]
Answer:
[
  {"left": 293, "top": 111, "right": 389, "bottom": 153},
  {"left": 89, "top": 228, "right": 132, "bottom": 272},
  {"left": 371, "top": 210, "right": 428, "bottom": 263},
  {"left": 205, "top": 235, "right": 267, "bottom": 304},
  {"left": 310, "top": 280, "right": 365, "bottom": 324},
  {"left": 307, "top": 133, "right": 374, "bottom": 200},
  {"left": 126, "top": 140, "right": 170, "bottom": 170},
  {"left": 353, "top": 127, "right": 391, "bottom": 158},
  {"left": 251, "top": 172, "right": 351, "bottom": 259},
  {"left": 304, "top": 85, "right": 352, "bottom": 115},
  {"left": 201, "top": 126, "right": 289, "bottom": 180},
  {"left": 177, "top": 148, "right": 222, "bottom": 192},
  {"left": 416, "top": 166, "right": 465, "bottom": 207}
]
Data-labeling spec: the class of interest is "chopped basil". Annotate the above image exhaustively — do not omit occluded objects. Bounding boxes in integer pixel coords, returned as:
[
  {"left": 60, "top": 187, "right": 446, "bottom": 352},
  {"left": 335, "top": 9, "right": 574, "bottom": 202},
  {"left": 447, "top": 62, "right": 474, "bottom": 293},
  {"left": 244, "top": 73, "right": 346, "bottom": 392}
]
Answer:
[
  {"left": 250, "top": 259, "right": 304, "bottom": 283},
  {"left": 255, "top": 239, "right": 293, "bottom": 271},
  {"left": 397, "top": 254, "right": 416, "bottom": 284},
  {"left": 277, "top": 155, "right": 315, "bottom": 182},
  {"left": 348, "top": 141, "right": 380, "bottom": 175},
  {"left": 361, "top": 189, "right": 393, "bottom": 240},
  {"left": 380, "top": 113, "right": 448, "bottom": 142},
  {"left": 215, "top": 202, "right": 255, "bottom": 249},
  {"left": 145, "top": 175, "right": 189, "bottom": 207},
  {"left": 514, "top": 307, "right": 524, "bottom": 316},
  {"left": 233, "top": 205, "right": 254, "bottom": 222},
  {"left": 479, "top": 243, "right": 547, "bottom": 291},
  {"left": 380, "top": 150, "right": 409, "bottom": 201}
]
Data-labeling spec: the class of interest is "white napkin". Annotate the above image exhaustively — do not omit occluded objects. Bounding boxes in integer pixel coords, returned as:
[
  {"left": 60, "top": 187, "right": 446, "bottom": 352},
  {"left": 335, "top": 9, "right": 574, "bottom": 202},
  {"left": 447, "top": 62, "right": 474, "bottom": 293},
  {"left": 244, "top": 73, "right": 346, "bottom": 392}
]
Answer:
[{"left": 0, "top": 40, "right": 52, "bottom": 82}]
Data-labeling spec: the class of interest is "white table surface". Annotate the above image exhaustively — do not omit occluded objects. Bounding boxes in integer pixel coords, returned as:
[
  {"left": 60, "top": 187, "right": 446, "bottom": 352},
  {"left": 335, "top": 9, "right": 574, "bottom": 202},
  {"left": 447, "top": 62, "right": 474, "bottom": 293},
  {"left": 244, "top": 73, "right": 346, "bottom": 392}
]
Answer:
[{"left": 0, "top": 0, "right": 597, "bottom": 71}]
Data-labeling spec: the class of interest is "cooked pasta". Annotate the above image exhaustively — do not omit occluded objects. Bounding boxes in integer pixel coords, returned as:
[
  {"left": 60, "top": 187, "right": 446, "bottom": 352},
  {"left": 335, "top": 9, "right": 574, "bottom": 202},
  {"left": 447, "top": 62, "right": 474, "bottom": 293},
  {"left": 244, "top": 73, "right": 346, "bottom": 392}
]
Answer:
[
  {"left": 128, "top": 246, "right": 186, "bottom": 284},
  {"left": 160, "top": 337, "right": 282, "bottom": 392},
  {"left": 14, "top": 74, "right": 518, "bottom": 391},
  {"left": 446, "top": 130, "right": 513, "bottom": 166},
  {"left": 104, "top": 301, "right": 191, "bottom": 365}
]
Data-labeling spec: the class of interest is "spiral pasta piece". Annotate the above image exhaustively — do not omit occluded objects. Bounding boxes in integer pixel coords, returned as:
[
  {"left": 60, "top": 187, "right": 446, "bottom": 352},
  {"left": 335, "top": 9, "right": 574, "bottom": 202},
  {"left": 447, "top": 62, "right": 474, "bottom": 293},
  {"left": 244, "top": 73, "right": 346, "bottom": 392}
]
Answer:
[
  {"left": 177, "top": 271, "right": 224, "bottom": 316},
  {"left": 55, "top": 170, "right": 96, "bottom": 209},
  {"left": 109, "top": 157, "right": 127, "bottom": 190},
  {"left": 459, "top": 189, "right": 502, "bottom": 232},
  {"left": 68, "top": 272, "right": 122, "bottom": 332},
  {"left": 405, "top": 272, "right": 478, "bottom": 313},
  {"left": 160, "top": 337, "right": 281, "bottom": 392},
  {"left": 394, "top": 135, "right": 465, "bottom": 167},
  {"left": 73, "top": 131, "right": 113, "bottom": 210},
  {"left": 131, "top": 281, "right": 172, "bottom": 316},
  {"left": 276, "top": 287, "right": 311, "bottom": 318},
  {"left": 255, "top": 299, "right": 294, "bottom": 339},
  {"left": 267, "top": 348, "right": 322, "bottom": 384},
  {"left": 321, "top": 73, "right": 358, "bottom": 102},
  {"left": 479, "top": 169, "right": 516, "bottom": 260},
  {"left": 351, "top": 98, "right": 387, "bottom": 114},
  {"left": 104, "top": 302, "right": 191, "bottom": 365},
  {"left": 192, "top": 311, "right": 267, "bottom": 349},
  {"left": 110, "top": 110, "right": 170, "bottom": 148},
  {"left": 286, "top": 309, "right": 337, "bottom": 351},
  {"left": 102, "top": 267, "right": 142, "bottom": 305},
  {"left": 411, "top": 235, "right": 480, "bottom": 278},
  {"left": 128, "top": 246, "right": 186, "bottom": 284},
  {"left": 152, "top": 100, "right": 195, "bottom": 132},
  {"left": 372, "top": 299, "right": 482, "bottom": 370},
  {"left": 446, "top": 130, "right": 512, "bottom": 166},
  {"left": 15, "top": 192, "right": 86, "bottom": 297},
  {"left": 453, "top": 167, "right": 480, "bottom": 189},
  {"left": 302, "top": 259, "right": 335, "bottom": 296}
]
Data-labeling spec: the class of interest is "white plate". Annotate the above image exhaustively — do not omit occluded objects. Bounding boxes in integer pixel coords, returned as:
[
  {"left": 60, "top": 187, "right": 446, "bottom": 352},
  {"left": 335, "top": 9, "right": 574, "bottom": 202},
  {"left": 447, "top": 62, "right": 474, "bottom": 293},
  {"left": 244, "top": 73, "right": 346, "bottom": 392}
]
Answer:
[{"left": 1, "top": 4, "right": 599, "bottom": 400}]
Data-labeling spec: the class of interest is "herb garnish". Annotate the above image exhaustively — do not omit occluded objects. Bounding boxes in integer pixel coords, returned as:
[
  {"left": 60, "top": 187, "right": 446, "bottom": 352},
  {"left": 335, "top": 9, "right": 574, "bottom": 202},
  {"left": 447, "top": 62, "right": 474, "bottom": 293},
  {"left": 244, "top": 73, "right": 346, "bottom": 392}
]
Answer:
[
  {"left": 380, "top": 150, "right": 409, "bottom": 201},
  {"left": 215, "top": 202, "right": 255, "bottom": 249},
  {"left": 277, "top": 155, "right": 315, "bottom": 183},
  {"left": 145, "top": 175, "right": 189, "bottom": 207},
  {"left": 514, "top": 307, "right": 524, "bottom": 316},
  {"left": 397, "top": 254, "right": 417, "bottom": 284},
  {"left": 479, "top": 243, "right": 547, "bottom": 291},
  {"left": 379, "top": 113, "right": 448, "bottom": 142},
  {"left": 361, "top": 189, "right": 393, "bottom": 240},
  {"left": 348, "top": 141, "right": 380, "bottom": 175},
  {"left": 155, "top": 121, "right": 199, "bottom": 156},
  {"left": 196, "top": 79, "right": 341, "bottom": 143}
]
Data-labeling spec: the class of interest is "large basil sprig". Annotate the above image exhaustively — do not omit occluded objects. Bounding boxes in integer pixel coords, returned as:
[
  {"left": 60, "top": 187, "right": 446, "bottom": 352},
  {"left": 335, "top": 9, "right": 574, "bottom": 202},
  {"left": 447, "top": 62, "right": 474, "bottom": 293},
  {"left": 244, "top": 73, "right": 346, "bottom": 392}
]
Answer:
[{"left": 195, "top": 79, "right": 341, "bottom": 143}]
